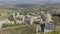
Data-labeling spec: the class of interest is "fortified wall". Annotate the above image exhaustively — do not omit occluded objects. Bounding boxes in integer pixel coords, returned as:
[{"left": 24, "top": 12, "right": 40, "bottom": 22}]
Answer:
[{"left": 0, "top": 25, "right": 38, "bottom": 34}]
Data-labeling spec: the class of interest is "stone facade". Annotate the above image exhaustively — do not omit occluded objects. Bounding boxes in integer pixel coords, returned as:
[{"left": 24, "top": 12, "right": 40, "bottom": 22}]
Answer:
[{"left": 13, "top": 11, "right": 52, "bottom": 25}]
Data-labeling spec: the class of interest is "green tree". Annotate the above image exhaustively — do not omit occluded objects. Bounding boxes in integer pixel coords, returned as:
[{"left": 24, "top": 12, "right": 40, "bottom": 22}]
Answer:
[{"left": 8, "top": 15, "right": 14, "bottom": 21}]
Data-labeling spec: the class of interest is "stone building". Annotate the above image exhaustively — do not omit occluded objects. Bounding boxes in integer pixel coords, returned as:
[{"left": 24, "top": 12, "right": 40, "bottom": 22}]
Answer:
[
  {"left": 13, "top": 11, "right": 53, "bottom": 25},
  {"left": 39, "top": 11, "right": 52, "bottom": 23},
  {"left": 13, "top": 12, "right": 41, "bottom": 24},
  {"left": 46, "top": 12, "right": 52, "bottom": 23}
]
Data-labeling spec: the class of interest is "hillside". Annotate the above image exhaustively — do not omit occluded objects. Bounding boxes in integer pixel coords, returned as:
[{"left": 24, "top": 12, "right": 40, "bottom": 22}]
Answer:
[
  {"left": 0, "top": 9, "right": 12, "bottom": 20},
  {"left": 0, "top": 3, "right": 60, "bottom": 13}
]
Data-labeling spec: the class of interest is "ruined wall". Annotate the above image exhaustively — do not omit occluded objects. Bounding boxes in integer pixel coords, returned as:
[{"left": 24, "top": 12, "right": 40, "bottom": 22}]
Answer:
[{"left": 0, "top": 25, "right": 37, "bottom": 34}]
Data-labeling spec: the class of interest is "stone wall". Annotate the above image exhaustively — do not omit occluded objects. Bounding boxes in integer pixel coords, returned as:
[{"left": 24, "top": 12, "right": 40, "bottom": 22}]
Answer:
[{"left": 0, "top": 25, "right": 38, "bottom": 34}]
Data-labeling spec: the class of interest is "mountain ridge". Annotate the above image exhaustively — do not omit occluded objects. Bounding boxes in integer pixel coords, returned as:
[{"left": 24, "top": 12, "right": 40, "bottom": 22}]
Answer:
[{"left": 0, "top": 0, "right": 60, "bottom": 4}]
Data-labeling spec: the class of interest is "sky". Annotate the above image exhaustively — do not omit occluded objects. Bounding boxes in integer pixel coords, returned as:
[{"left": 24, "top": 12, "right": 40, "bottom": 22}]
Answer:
[{"left": 0, "top": 0, "right": 60, "bottom": 3}]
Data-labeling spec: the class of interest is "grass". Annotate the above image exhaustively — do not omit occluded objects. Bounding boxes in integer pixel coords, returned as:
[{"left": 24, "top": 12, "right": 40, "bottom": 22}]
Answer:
[{"left": 44, "top": 30, "right": 60, "bottom": 34}]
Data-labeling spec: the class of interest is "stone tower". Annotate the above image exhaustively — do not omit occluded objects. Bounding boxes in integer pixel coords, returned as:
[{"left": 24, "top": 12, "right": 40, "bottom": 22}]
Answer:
[{"left": 46, "top": 12, "right": 52, "bottom": 23}]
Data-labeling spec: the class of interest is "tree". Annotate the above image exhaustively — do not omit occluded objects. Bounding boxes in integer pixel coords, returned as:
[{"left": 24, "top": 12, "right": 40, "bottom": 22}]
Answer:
[{"left": 8, "top": 15, "right": 14, "bottom": 21}]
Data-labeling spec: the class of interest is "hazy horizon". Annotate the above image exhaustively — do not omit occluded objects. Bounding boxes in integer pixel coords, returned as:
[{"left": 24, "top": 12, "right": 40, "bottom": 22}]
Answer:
[{"left": 0, "top": 0, "right": 60, "bottom": 3}]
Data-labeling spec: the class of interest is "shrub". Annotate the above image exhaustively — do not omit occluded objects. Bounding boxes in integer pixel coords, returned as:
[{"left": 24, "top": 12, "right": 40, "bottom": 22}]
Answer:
[
  {"left": 2, "top": 23, "right": 15, "bottom": 28},
  {"left": 2, "top": 23, "right": 27, "bottom": 28},
  {"left": 8, "top": 15, "right": 14, "bottom": 21},
  {"left": 33, "top": 21, "right": 41, "bottom": 24}
]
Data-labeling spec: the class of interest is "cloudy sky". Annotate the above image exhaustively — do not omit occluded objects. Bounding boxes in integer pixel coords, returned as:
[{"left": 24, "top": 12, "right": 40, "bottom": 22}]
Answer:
[{"left": 0, "top": 0, "right": 60, "bottom": 3}]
